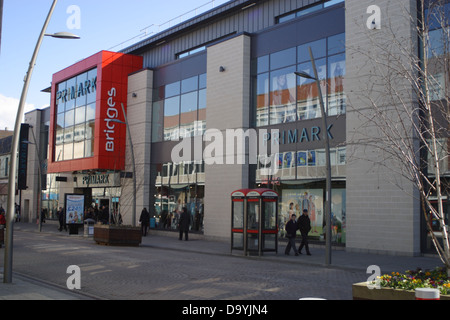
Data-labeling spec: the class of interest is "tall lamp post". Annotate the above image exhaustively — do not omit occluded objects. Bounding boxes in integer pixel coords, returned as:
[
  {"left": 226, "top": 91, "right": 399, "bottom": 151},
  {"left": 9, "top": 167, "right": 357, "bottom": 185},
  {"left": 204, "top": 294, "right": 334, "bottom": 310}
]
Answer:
[
  {"left": 295, "top": 46, "right": 332, "bottom": 266},
  {"left": 110, "top": 103, "right": 136, "bottom": 227},
  {"left": 4, "top": 0, "right": 79, "bottom": 283}
]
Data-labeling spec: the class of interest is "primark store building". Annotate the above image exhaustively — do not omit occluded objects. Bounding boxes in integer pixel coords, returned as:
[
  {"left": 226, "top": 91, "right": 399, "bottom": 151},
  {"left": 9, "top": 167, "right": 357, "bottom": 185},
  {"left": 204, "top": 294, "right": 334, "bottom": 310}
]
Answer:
[{"left": 21, "top": 0, "right": 449, "bottom": 256}]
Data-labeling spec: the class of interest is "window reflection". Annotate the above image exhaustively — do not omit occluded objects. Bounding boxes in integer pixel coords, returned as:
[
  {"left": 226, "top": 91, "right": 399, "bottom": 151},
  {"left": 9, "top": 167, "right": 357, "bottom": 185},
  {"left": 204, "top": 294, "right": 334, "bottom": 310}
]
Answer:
[
  {"left": 270, "top": 67, "right": 296, "bottom": 124},
  {"left": 297, "top": 59, "right": 326, "bottom": 120},
  {"left": 155, "top": 73, "right": 207, "bottom": 142},
  {"left": 254, "top": 33, "right": 345, "bottom": 126},
  {"left": 54, "top": 68, "right": 97, "bottom": 162}
]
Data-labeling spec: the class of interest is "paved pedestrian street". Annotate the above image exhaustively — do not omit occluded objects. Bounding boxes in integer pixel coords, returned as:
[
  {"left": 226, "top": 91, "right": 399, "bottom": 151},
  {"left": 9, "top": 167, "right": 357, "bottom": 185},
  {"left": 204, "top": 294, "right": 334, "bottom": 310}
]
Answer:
[
  {"left": 2, "top": 226, "right": 367, "bottom": 301},
  {"left": 0, "top": 222, "right": 442, "bottom": 305}
]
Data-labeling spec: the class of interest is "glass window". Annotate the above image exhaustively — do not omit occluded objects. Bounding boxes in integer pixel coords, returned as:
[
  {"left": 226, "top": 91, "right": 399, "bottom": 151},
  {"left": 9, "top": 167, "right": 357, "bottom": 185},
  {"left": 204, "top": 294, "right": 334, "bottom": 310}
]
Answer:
[
  {"left": 328, "top": 33, "right": 345, "bottom": 55},
  {"left": 73, "top": 124, "right": 85, "bottom": 142},
  {"left": 308, "top": 150, "right": 316, "bottom": 166},
  {"left": 256, "top": 73, "right": 269, "bottom": 126},
  {"left": 64, "top": 126, "right": 74, "bottom": 144},
  {"left": 57, "top": 113, "right": 65, "bottom": 130},
  {"left": 328, "top": 53, "right": 346, "bottom": 116},
  {"left": 86, "top": 69, "right": 97, "bottom": 104},
  {"left": 278, "top": 12, "right": 296, "bottom": 24},
  {"left": 164, "top": 96, "right": 180, "bottom": 141},
  {"left": 180, "top": 91, "right": 198, "bottom": 138},
  {"left": 297, "top": 58, "right": 326, "bottom": 120},
  {"left": 199, "top": 73, "right": 207, "bottom": 89},
  {"left": 298, "top": 39, "right": 326, "bottom": 62},
  {"left": 73, "top": 140, "right": 85, "bottom": 159},
  {"left": 65, "top": 109, "right": 75, "bottom": 128},
  {"left": 55, "top": 129, "right": 64, "bottom": 145},
  {"left": 63, "top": 142, "right": 74, "bottom": 161},
  {"left": 85, "top": 122, "right": 95, "bottom": 158},
  {"left": 181, "top": 76, "right": 198, "bottom": 94},
  {"left": 55, "top": 68, "right": 98, "bottom": 162},
  {"left": 297, "top": 4, "right": 322, "bottom": 18},
  {"left": 270, "top": 48, "right": 296, "bottom": 70},
  {"left": 324, "top": 0, "right": 344, "bottom": 8},
  {"left": 86, "top": 103, "right": 96, "bottom": 122},
  {"left": 54, "top": 145, "right": 63, "bottom": 162},
  {"left": 86, "top": 121, "right": 95, "bottom": 140},
  {"left": 270, "top": 66, "right": 296, "bottom": 125},
  {"left": 75, "top": 106, "right": 86, "bottom": 125},
  {"left": 76, "top": 73, "right": 88, "bottom": 107},
  {"left": 165, "top": 81, "right": 181, "bottom": 98},
  {"left": 65, "top": 77, "right": 76, "bottom": 111},
  {"left": 257, "top": 55, "right": 269, "bottom": 74}
]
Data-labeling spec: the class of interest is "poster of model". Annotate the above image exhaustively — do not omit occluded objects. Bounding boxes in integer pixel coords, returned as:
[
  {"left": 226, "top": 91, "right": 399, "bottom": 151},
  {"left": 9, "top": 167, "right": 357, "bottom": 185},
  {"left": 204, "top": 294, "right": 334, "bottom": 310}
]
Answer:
[
  {"left": 280, "top": 189, "right": 323, "bottom": 238},
  {"left": 65, "top": 194, "right": 85, "bottom": 224}
]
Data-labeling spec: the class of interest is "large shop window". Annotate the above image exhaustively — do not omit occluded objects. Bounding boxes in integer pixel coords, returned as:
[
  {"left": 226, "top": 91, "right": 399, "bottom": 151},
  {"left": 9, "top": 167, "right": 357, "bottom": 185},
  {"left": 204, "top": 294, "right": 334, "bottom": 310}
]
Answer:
[
  {"left": 152, "top": 73, "right": 207, "bottom": 142},
  {"left": 154, "top": 161, "right": 205, "bottom": 232},
  {"left": 279, "top": 188, "right": 346, "bottom": 244},
  {"left": 255, "top": 33, "right": 346, "bottom": 127},
  {"left": 55, "top": 68, "right": 97, "bottom": 161},
  {"left": 256, "top": 147, "right": 346, "bottom": 182}
]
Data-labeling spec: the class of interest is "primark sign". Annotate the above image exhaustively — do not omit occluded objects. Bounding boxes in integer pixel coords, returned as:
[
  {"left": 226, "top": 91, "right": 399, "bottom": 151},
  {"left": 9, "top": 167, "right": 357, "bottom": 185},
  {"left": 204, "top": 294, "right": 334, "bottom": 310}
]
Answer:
[
  {"left": 74, "top": 172, "right": 120, "bottom": 188},
  {"left": 56, "top": 70, "right": 97, "bottom": 105}
]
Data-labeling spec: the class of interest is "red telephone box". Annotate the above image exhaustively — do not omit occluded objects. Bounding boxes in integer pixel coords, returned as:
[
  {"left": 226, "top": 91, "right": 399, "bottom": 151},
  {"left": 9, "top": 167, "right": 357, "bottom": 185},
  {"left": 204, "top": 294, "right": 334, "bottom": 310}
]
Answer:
[{"left": 231, "top": 188, "right": 279, "bottom": 256}]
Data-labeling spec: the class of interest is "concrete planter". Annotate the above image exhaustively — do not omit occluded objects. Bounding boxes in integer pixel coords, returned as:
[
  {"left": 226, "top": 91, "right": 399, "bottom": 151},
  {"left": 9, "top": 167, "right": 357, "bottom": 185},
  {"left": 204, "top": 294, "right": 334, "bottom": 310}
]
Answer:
[
  {"left": 352, "top": 282, "right": 450, "bottom": 300},
  {"left": 94, "top": 224, "right": 142, "bottom": 247}
]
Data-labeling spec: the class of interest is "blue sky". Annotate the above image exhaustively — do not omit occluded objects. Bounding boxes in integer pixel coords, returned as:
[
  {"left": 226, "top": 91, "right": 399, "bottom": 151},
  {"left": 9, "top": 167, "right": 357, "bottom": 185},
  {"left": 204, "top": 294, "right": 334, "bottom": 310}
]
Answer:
[{"left": 0, "top": 0, "right": 229, "bottom": 130}]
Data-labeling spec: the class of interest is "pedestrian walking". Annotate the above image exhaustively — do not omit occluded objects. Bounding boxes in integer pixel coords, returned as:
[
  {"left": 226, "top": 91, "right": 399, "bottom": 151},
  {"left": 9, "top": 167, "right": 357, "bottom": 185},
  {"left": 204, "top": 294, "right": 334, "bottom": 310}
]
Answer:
[
  {"left": 284, "top": 214, "right": 298, "bottom": 256},
  {"left": 139, "top": 207, "right": 150, "bottom": 236},
  {"left": 298, "top": 209, "right": 311, "bottom": 255},
  {"left": 0, "top": 210, "right": 6, "bottom": 227},
  {"left": 57, "top": 207, "right": 67, "bottom": 231},
  {"left": 178, "top": 207, "right": 190, "bottom": 241}
]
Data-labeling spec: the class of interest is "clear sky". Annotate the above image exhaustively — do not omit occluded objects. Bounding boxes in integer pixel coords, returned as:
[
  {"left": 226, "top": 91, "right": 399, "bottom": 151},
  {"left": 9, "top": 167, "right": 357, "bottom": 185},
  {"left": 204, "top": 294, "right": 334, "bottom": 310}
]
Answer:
[{"left": 0, "top": 0, "right": 230, "bottom": 131}]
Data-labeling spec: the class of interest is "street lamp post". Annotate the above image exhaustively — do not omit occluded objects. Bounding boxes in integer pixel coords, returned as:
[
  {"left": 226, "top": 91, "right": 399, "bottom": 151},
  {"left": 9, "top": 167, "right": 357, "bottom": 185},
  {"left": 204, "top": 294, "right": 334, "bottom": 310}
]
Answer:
[
  {"left": 110, "top": 103, "right": 136, "bottom": 227},
  {"left": 3, "top": 0, "right": 79, "bottom": 283},
  {"left": 295, "top": 46, "right": 332, "bottom": 266}
]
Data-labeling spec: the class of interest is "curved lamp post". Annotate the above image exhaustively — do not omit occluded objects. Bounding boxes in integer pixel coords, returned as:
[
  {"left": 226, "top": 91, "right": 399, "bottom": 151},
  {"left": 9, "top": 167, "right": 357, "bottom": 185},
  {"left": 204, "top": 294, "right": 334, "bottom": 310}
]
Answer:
[
  {"left": 4, "top": 0, "right": 79, "bottom": 283},
  {"left": 295, "top": 46, "right": 332, "bottom": 266}
]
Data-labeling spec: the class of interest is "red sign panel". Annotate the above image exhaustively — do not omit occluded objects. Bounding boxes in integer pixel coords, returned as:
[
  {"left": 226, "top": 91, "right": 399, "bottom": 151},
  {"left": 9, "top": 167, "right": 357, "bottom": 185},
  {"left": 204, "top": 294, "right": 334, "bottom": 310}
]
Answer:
[{"left": 47, "top": 51, "right": 143, "bottom": 173}]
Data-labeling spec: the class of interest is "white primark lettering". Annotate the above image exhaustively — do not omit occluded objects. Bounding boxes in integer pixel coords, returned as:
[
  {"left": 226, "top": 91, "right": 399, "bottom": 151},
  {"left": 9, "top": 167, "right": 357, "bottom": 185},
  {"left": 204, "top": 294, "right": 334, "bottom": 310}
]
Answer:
[{"left": 105, "top": 87, "right": 117, "bottom": 152}]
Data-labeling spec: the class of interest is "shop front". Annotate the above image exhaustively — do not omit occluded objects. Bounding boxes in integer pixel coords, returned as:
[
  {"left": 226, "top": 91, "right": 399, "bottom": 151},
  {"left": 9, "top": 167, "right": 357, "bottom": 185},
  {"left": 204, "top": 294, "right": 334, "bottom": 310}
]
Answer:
[{"left": 46, "top": 50, "right": 143, "bottom": 225}]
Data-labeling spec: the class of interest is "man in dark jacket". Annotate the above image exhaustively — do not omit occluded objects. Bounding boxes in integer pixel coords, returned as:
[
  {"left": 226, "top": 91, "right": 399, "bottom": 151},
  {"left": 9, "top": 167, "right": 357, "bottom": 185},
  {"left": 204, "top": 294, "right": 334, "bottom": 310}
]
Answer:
[
  {"left": 284, "top": 214, "right": 298, "bottom": 256},
  {"left": 178, "top": 207, "right": 190, "bottom": 241},
  {"left": 298, "top": 209, "right": 312, "bottom": 255},
  {"left": 139, "top": 208, "right": 150, "bottom": 236}
]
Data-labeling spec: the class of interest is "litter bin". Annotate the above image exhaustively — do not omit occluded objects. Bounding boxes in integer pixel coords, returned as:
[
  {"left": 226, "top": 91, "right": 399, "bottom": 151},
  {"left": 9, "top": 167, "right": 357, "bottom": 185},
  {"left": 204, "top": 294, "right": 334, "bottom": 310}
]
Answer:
[
  {"left": 84, "top": 219, "right": 96, "bottom": 237},
  {"left": 150, "top": 217, "right": 156, "bottom": 229}
]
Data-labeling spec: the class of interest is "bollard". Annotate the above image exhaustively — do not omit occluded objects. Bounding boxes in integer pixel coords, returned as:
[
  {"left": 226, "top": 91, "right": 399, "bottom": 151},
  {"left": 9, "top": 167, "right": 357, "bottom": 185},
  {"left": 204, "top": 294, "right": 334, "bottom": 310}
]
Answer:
[{"left": 415, "top": 288, "right": 440, "bottom": 300}]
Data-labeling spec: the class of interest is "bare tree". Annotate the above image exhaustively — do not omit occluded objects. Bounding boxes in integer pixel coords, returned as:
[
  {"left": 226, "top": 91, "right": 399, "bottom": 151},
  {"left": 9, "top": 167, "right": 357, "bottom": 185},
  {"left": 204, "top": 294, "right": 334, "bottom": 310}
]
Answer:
[{"left": 347, "top": 0, "right": 449, "bottom": 274}]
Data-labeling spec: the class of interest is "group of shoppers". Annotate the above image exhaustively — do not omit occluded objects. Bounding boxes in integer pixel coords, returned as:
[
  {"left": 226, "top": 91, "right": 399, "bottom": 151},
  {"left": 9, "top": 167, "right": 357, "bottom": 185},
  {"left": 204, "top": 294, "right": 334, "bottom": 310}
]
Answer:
[
  {"left": 139, "top": 207, "right": 190, "bottom": 240},
  {"left": 285, "top": 208, "right": 312, "bottom": 256}
]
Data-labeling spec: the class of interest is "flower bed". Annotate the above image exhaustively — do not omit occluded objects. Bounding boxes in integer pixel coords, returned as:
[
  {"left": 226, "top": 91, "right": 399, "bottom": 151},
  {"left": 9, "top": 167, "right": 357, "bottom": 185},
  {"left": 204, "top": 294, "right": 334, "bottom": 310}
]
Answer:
[
  {"left": 378, "top": 267, "right": 450, "bottom": 295},
  {"left": 353, "top": 267, "right": 450, "bottom": 300}
]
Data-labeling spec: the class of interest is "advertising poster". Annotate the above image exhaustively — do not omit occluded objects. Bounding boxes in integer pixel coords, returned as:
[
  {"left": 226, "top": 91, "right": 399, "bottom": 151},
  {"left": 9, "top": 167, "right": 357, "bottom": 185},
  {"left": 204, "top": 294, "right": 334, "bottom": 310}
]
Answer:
[
  {"left": 65, "top": 194, "right": 85, "bottom": 224},
  {"left": 280, "top": 189, "right": 323, "bottom": 238}
]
